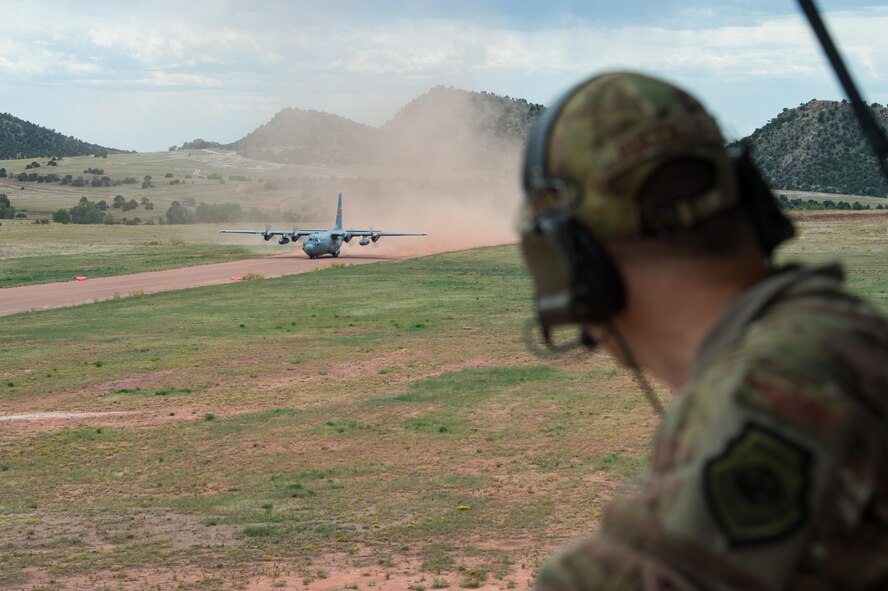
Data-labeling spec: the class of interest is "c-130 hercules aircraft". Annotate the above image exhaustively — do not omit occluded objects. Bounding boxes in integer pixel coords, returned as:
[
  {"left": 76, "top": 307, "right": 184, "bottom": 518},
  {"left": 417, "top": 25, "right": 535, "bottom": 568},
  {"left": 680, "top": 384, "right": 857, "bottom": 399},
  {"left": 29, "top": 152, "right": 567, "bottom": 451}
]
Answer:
[{"left": 219, "top": 193, "right": 428, "bottom": 259}]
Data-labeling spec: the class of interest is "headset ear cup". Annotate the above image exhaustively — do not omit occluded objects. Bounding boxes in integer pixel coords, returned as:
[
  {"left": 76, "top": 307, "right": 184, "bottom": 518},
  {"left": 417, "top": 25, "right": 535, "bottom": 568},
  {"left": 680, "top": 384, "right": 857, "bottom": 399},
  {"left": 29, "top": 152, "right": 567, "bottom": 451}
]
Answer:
[{"left": 567, "top": 220, "right": 626, "bottom": 323}]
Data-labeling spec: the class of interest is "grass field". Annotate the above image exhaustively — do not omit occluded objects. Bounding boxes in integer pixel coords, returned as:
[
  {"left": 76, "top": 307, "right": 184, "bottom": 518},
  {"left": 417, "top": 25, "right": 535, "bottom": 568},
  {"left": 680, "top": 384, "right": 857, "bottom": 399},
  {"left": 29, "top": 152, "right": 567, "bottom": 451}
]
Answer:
[
  {"left": 1, "top": 215, "right": 886, "bottom": 590},
  {"left": 0, "top": 151, "right": 406, "bottom": 223},
  {"left": 0, "top": 221, "right": 273, "bottom": 288}
]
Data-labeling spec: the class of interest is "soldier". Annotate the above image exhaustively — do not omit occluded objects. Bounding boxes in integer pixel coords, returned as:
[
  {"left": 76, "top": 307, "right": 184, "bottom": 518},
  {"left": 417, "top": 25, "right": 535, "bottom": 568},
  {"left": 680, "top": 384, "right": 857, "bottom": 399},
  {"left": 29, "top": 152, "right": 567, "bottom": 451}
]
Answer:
[{"left": 519, "top": 72, "right": 888, "bottom": 590}]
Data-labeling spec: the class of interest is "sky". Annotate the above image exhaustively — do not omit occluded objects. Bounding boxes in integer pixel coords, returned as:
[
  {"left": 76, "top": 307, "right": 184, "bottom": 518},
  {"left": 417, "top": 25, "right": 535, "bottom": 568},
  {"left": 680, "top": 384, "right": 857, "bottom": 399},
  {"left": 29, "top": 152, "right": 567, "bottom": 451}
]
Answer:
[{"left": 1, "top": 0, "right": 886, "bottom": 152}]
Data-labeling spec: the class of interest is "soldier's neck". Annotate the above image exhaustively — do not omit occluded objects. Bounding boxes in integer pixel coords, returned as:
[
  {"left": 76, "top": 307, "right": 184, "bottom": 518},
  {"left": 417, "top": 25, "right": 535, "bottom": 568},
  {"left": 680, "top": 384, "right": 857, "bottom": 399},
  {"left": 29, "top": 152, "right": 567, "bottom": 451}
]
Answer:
[{"left": 612, "top": 256, "right": 770, "bottom": 391}]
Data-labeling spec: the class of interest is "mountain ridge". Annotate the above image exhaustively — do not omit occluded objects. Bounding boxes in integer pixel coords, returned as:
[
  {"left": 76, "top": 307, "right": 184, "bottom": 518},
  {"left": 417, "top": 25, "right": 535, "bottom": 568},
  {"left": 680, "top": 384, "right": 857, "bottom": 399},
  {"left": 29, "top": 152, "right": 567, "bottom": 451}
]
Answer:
[
  {"left": 737, "top": 99, "right": 888, "bottom": 197},
  {"left": 174, "top": 86, "right": 545, "bottom": 171},
  {"left": 4, "top": 87, "right": 874, "bottom": 197},
  {"left": 0, "top": 112, "right": 129, "bottom": 160},
  {"left": 205, "top": 91, "right": 886, "bottom": 196}
]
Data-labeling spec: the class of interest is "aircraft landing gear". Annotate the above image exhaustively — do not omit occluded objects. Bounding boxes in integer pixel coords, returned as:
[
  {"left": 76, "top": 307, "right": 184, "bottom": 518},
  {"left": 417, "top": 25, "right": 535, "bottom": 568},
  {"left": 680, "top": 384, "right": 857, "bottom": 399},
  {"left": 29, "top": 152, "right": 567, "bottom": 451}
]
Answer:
[{"left": 332, "top": 251, "right": 340, "bottom": 258}]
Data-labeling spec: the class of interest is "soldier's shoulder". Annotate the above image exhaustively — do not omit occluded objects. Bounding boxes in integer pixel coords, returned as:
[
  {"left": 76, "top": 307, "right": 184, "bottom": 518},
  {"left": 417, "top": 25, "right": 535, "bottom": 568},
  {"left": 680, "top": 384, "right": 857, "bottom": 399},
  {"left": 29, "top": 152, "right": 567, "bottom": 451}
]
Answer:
[{"left": 700, "top": 285, "right": 888, "bottom": 441}]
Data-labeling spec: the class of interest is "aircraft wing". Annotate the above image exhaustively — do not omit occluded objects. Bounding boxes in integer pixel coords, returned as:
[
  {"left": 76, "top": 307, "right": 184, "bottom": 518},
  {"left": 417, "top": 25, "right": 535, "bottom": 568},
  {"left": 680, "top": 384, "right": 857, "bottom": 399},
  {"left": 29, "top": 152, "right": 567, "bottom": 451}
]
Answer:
[
  {"left": 332, "top": 230, "right": 429, "bottom": 237},
  {"left": 218, "top": 229, "right": 328, "bottom": 236}
]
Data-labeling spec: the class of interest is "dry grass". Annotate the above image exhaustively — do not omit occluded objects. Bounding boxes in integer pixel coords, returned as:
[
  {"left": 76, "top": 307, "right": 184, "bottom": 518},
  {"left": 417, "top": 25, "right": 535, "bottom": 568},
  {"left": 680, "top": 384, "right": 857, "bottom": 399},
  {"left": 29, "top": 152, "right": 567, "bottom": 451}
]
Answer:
[{"left": 0, "top": 214, "right": 885, "bottom": 590}]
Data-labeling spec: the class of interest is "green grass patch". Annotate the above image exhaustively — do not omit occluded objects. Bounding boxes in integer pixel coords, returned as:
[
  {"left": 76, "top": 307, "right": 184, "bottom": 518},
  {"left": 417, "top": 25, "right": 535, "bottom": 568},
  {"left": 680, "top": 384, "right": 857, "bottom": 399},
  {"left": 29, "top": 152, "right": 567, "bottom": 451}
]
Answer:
[
  {"left": 0, "top": 244, "right": 262, "bottom": 288},
  {"left": 591, "top": 452, "right": 649, "bottom": 480},
  {"left": 384, "top": 366, "right": 560, "bottom": 405}
]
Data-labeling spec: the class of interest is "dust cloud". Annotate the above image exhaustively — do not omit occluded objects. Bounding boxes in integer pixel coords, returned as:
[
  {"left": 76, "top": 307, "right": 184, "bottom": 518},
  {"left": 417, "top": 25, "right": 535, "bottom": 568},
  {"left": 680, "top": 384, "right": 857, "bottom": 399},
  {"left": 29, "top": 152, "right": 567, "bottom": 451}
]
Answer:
[
  {"left": 340, "top": 175, "right": 523, "bottom": 257},
  {"left": 356, "top": 87, "right": 527, "bottom": 255}
]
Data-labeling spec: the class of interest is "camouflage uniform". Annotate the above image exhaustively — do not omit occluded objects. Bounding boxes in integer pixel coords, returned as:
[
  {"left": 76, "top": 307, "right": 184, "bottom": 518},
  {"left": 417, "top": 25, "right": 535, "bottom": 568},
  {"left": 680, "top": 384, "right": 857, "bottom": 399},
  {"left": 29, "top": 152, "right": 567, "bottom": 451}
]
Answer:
[
  {"left": 519, "top": 73, "right": 888, "bottom": 590},
  {"left": 536, "top": 264, "right": 888, "bottom": 590}
]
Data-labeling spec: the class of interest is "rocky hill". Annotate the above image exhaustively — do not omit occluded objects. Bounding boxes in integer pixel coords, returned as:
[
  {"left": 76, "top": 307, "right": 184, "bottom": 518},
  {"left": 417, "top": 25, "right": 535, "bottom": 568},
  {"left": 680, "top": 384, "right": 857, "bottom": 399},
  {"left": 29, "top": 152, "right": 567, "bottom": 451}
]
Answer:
[
  {"left": 740, "top": 99, "right": 888, "bottom": 197},
  {"left": 0, "top": 112, "right": 127, "bottom": 159}
]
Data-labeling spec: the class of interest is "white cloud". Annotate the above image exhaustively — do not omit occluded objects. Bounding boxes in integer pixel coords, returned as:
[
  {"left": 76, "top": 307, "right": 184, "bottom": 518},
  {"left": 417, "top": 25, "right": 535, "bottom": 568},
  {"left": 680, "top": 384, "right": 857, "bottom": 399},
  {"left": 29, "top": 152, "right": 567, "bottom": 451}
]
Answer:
[
  {"left": 0, "top": 41, "right": 99, "bottom": 77},
  {"left": 147, "top": 71, "right": 223, "bottom": 87},
  {"left": 2, "top": 3, "right": 886, "bottom": 150},
  {"left": 85, "top": 24, "right": 275, "bottom": 67},
  {"left": 323, "top": 8, "right": 887, "bottom": 83}
]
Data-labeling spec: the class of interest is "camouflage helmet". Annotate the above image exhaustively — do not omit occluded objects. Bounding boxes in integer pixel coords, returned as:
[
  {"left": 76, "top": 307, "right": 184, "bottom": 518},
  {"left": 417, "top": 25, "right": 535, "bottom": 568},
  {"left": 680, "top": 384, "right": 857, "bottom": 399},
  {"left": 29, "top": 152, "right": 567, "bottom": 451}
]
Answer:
[
  {"left": 521, "top": 71, "right": 738, "bottom": 240},
  {"left": 520, "top": 72, "right": 741, "bottom": 338}
]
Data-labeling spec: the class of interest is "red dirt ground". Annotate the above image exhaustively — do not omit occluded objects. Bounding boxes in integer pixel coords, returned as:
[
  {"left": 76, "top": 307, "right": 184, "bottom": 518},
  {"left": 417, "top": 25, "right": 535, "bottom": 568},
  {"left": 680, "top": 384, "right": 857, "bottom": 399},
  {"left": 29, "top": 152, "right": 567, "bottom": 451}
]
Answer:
[{"left": 0, "top": 253, "right": 399, "bottom": 317}]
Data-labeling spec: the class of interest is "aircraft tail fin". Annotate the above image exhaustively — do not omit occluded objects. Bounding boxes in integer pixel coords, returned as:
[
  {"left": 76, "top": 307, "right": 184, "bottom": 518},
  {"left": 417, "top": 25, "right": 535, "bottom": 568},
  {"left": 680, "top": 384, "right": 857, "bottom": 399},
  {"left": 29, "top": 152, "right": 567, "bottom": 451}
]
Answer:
[{"left": 334, "top": 192, "right": 343, "bottom": 230}]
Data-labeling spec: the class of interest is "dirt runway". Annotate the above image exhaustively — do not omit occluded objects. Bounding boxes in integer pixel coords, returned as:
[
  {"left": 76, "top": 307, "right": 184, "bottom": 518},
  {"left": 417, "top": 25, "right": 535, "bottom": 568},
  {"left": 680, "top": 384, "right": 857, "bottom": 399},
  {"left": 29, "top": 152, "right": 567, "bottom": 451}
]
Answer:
[{"left": 0, "top": 254, "right": 398, "bottom": 317}]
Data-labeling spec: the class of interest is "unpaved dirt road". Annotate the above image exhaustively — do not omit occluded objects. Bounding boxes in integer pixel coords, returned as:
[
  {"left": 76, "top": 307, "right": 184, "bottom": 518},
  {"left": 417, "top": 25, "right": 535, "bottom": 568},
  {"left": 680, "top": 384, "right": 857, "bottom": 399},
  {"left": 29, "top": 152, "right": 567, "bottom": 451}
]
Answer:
[{"left": 0, "top": 254, "right": 398, "bottom": 317}]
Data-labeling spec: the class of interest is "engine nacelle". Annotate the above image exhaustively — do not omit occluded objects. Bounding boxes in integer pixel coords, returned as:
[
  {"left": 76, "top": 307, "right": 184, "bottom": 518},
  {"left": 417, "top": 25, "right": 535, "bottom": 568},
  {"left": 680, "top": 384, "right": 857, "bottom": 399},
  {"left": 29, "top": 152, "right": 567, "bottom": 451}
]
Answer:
[
  {"left": 359, "top": 237, "right": 371, "bottom": 246},
  {"left": 342, "top": 233, "right": 353, "bottom": 243},
  {"left": 371, "top": 232, "right": 382, "bottom": 243},
  {"left": 278, "top": 236, "right": 290, "bottom": 245},
  {"left": 263, "top": 233, "right": 273, "bottom": 241}
]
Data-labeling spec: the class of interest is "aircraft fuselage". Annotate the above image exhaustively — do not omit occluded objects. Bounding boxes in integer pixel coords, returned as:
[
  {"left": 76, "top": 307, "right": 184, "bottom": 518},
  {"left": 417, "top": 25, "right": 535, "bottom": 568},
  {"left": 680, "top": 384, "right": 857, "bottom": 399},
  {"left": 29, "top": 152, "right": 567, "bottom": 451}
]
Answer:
[{"left": 302, "top": 231, "right": 343, "bottom": 258}]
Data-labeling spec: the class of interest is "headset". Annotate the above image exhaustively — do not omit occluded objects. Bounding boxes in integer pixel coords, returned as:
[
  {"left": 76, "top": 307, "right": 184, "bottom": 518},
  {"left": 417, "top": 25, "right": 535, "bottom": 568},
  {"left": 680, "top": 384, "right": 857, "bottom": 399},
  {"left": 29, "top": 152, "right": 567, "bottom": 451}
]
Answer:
[{"left": 521, "top": 82, "right": 795, "bottom": 350}]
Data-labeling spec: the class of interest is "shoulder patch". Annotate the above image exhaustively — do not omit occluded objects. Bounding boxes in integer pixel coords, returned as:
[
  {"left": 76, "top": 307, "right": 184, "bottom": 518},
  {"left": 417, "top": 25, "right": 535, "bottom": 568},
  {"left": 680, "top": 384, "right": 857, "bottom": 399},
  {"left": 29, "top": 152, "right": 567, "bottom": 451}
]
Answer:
[{"left": 704, "top": 422, "right": 812, "bottom": 546}]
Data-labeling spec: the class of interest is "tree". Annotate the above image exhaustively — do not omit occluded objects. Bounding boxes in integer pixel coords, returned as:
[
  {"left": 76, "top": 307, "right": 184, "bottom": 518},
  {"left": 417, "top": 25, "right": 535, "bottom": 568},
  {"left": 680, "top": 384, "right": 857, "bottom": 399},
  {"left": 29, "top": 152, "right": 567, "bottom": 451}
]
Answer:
[
  {"left": 0, "top": 168, "right": 7, "bottom": 178},
  {"left": 165, "top": 201, "right": 194, "bottom": 224},
  {"left": 194, "top": 202, "right": 243, "bottom": 223},
  {"left": 52, "top": 208, "right": 71, "bottom": 224},
  {"left": 0, "top": 194, "right": 15, "bottom": 219},
  {"left": 112, "top": 195, "right": 126, "bottom": 208},
  {"left": 69, "top": 196, "right": 105, "bottom": 224},
  {"left": 122, "top": 199, "right": 139, "bottom": 212}
]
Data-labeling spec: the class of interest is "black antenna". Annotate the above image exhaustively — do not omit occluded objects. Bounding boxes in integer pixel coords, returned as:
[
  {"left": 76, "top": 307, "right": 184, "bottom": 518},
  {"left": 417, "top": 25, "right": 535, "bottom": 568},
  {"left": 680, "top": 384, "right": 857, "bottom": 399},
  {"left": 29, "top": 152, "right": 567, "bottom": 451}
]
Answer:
[{"left": 798, "top": 0, "right": 888, "bottom": 186}]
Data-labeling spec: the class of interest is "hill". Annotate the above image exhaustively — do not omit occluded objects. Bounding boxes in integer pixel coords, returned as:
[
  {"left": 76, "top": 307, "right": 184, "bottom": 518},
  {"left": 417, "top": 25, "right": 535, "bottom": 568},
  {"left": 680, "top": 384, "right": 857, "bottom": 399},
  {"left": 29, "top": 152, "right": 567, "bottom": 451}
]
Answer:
[
  {"left": 382, "top": 86, "right": 543, "bottom": 145},
  {"left": 228, "top": 108, "right": 375, "bottom": 165},
  {"left": 740, "top": 100, "right": 888, "bottom": 197},
  {"left": 0, "top": 112, "right": 127, "bottom": 159},
  {"left": 220, "top": 87, "right": 544, "bottom": 171},
  {"left": 188, "top": 89, "right": 888, "bottom": 196},
  {"left": 376, "top": 86, "right": 543, "bottom": 171}
]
